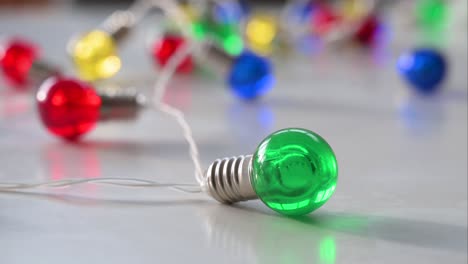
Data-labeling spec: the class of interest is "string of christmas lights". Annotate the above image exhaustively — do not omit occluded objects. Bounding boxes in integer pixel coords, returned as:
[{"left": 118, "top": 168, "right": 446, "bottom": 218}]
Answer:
[{"left": 0, "top": 0, "right": 458, "bottom": 216}]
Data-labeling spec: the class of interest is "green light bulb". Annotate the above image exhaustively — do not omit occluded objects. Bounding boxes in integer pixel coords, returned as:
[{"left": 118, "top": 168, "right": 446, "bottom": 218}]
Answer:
[
  {"left": 205, "top": 128, "right": 338, "bottom": 216},
  {"left": 416, "top": 0, "right": 448, "bottom": 30},
  {"left": 252, "top": 128, "right": 338, "bottom": 215},
  {"left": 191, "top": 20, "right": 208, "bottom": 40},
  {"left": 191, "top": 18, "right": 243, "bottom": 56}
]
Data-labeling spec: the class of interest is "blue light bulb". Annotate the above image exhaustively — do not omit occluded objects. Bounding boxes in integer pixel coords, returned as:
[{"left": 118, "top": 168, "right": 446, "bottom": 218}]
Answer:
[
  {"left": 397, "top": 48, "right": 447, "bottom": 94},
  {"left": 227, "top": 51, "right": 275, "bottom": 100},
  {"left": 212, "top": 0, "right": 247, "bottom": 25},
  {"left": 293, "top": 0, "right": 315, "bottom": 22}
]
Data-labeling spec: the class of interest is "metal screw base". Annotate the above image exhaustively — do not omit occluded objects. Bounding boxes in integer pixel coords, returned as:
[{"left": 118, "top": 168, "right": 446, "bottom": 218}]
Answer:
[
  {"left": 102, "top": 10, "right": 136, "bottom": 42},
  {"left": 205, "top": 155, "right": 257, "bottom": 204},
  {"left": 199, "top": 42, "right": 235, "bottom": 76},
  {"left": 29, "top": 60, "right": 60, "bottom": 86},
  {"left": 99, "top": 88, "right": 146, "bottom": 121}
]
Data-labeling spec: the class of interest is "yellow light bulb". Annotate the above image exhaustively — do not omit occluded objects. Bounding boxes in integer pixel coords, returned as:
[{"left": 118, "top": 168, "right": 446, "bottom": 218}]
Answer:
[
  {"left": 179, "top": 3, "right": 199, "bottom": 22},
  {"left": 71, "top": 30, "right": 121, "bottom": 81},
  {"left": 245, "top": 14, "right": 278, "bottom": 55},
  {"left": 340, "top": 0, "right": 370, "bottom": 21}
]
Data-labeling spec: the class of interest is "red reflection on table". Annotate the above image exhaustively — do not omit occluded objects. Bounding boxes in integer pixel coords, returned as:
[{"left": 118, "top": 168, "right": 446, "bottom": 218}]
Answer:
[{"left": 44, "top": 144, "right": 101, "bottom": 193}]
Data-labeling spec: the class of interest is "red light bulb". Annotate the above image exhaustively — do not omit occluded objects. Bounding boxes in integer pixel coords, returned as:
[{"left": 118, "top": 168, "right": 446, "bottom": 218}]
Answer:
[
  {"left": 354, "top": 14, "right": 380, "bottom": 46},
  {"left": 0, "top": 39, "right": 38, "bottom": 88},
  {"left": 151, "top": 34, "right": 194, "bottom": 74},
  {"left": 36, "top": 77, "right": 101, "bottom": 140},
  {"left": 311, "top": 4, "right": 341, "bottom": 35}
]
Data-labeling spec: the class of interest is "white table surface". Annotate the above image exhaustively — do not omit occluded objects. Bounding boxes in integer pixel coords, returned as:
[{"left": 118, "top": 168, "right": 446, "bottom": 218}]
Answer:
[{"left": 0, "top": 2, "right": 467, "bottom": 264}]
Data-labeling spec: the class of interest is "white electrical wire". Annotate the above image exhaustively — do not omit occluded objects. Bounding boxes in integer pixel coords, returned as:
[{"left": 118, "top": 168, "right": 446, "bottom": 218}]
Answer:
[
  {"left": 149, "top": 0, "right": 206, "bottom": 186},
  {"left": 129, "top": 0, "right": 154, "bottom": 23},
  {"left": 0, "top": 178, "right": 201, "bottom": 193},
  {"left": 0, "top": 0, "right": 207, "bottom": 195},
  {"left": 149, "top": 34, "right": 205, "bottom": 185}
]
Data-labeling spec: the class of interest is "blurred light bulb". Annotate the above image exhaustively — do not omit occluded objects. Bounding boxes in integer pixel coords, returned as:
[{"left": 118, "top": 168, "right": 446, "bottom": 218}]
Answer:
[
  {"left": 203, "top": 43, "right": 274, "bottom": 100},
  {"left": 37, "top": 77, "right": 101, "bottom": 140},
  {"left": 245, "top": 14, "right": 278, "bottom": 55},
  {"left": 397, "top": 48, "right": 447, "bottom": 94},
  {"left": 0, "top": 39, "right": 38, "bottom": 88},
  {"left": 191, "top": 17, "right": 244, "bottom": 56},
  {"left": 179, "top": 3, "right": 199, "bottom": 22},
  {"left": 311, "top": 3, "right": 341, "bottom": 35},
  {"left": 353, "top": 14, "right": 381, "bottom": 47},
  {"left": 211, "top": 0, "right": 247, "bottom": 25},
  {"left": 37, "top": 76, "right": 145, "bottom": 140},
  {"left": 69, "top": 30, "right": 121, "bottom": 81},
  {"left": 205, "top": 128, "right": 338, "bottom": 216},
  {"left": 228, "top": 50, "right": 274, "bottom": 100},
  {"left": 152, "top": 34, "right": 194, "bottom": 74},
  {"left": 340, "top": 0, "right": 371, "bottom": 21},
  {"left": 1, "top": 38, "right": 61, "bottom": 89},
  {"left": 416, "top": 0, "right": 449, "bottom": 30}
]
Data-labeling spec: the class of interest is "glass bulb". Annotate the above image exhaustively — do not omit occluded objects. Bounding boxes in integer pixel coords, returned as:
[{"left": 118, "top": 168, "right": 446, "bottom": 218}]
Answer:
[
  {"left": 221, "top": 28, "right": 244, "bottom": 56},
  {"left": 179, "top": 3, "right": 199, "bottom": 22},
  {"left": 227, "top": 51, "right": 274, "bottom": 100},
  {"left": 251, "top": 128, "right": 338, "bottom": 216},
  {"left": 397, "top": 48, "right": 446, "bottom": 94},
  {"left": 353, "top": 14, "right": 381, "bottom": 47},
  {"left": 416, "top": 0, "right": 448, "bottom": 30},
  {"left": 287, "top": 0, "right": 314, "bottom": 23},
  {"left": 70, "top": 30, "right": 121, "bottom": 81},
  {"left": 0, "top": 39, "right": 38, "bottom": 88},
  {"left": 36, "top": 77, "right": 101, "bottom": 140},
  {"left": 340, "top": 0, "right": 370, "bottom": 21},
  {"left": 311, "top": 3, "right": 341, "bottom": 35},
  {"left": 245, "top": 14, "right": 278, "bottom": 55},
  {"left": 211, "top": 0, "right": 246, "bottom": 25},
  {"left": 191, "top": 19, "right": 244, "bottom": 56},
  {"left": 152, "top": 34, "right": 194, "bottom": 74}
]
